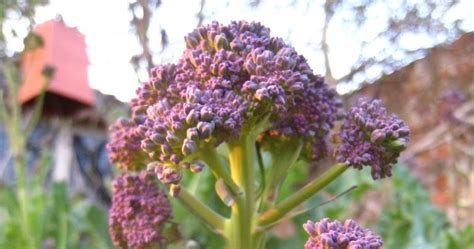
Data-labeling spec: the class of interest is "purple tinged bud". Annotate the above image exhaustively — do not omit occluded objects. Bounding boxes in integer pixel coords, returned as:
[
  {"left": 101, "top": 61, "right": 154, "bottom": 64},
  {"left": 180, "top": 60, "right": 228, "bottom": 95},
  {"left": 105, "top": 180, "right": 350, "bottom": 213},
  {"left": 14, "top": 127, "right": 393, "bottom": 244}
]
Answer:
[
  {"left": 185, "top": 34, "right": 199, "bottom": 48},
  {"left": 230, "top": 39, "right": 244, "bottom": 51},
  {"left": 197, "top": 122, "right": 214, "bottom": 139},
  {"left": 170, "top": 154, "right": 180, "bottom": 164},
  {"left": 255, "top": 65, "right": 266, "bottom": 75},
  {"left": 186, "top": 128, "right": 200, "bottom": 140},
  {"left": 207, "top": 30, "right": 217, "bottom": 46},
  {"left": 316, "top": 219, "right": 329, "bottom": 234},
  {"left": 186, "top": 110, "right": 200, "bottom": 125},
  {"left": 186, "top": 87, "right": 202, "bottom": 103},
  {"left": 161, "top": 144, "right": 172, "bottom": 155},
  {"left": 242, "top": 80, "right": 259, "bottom": 92},
  {"left": 181, "top": 162, "right": 191, "bottom": 169},
  {"left": 170, "top": 184, "right": 181, "bottom": 197},
  {"left": 117, "top": 117, "right": 129, "bottom": 127},
  {"left": 304, "top": 218, "right": 383, "bottom": 249},
  {"left": 182, "top": 139, "right": 197, "bottom": 156},
  {"left": 344, "top": 219, "right": 356, "bottom": 229},
  {"left": 141, "top": 139, "right": 155, "bottom": 152},
  {"left": 320, "top": 234, "right": 335, "bottom": 248},
  {"left": 200, "top": 106, "right": 214, "bottom": 121},
  {"left": 212, "top": 89, "right": 224, "bottom": 98},
  {"left": 160, "top": 168, "right": 182, "bottom": 184},
  {"left": 244, "top": 61, "right": 256, "bottom": 74},
  {"left": 254, "top": 88, "right": 268, "bottom": 101},
  {"left": 214, "top": 34, "right": 229, "bottom": 50},
  {"left": 218, "top": 63, "right": 228, "bottom": 76},
  {"left": 303, "top": 221, "right": 317, "bottom": 237},
  {"left": 370, "top": 129, "right": 385, "bottom": 143},
  {"left": 150, "top": 133, "right": 165, "bottom": 144},
  {"left": 337, "top": 234, "right": 349, "bottom": 246},
  {"left": 171, "top": 122, "right": 184, "bottom": 131},
  {"left": 348, "top": 243, "right": 363, "bottom": 249},
  {"left": 190, "top": 161, "right": 205, "bottom": 173},
  {"left": 289, "top": 82, "right": 304, "bottom": 92},
  {"left": 197, "top": 26, "right": 207, "bottom": 39},
  {"left": 166, "top": 131, "right": 179, "bottom": 144}
]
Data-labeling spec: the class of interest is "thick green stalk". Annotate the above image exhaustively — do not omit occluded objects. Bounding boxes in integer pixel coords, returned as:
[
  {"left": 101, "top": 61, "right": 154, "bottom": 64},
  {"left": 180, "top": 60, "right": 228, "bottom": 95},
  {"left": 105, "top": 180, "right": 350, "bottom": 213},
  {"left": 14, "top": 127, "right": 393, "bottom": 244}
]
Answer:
[
  {"left": 177, "top": 188, "right": 226, "bottom": 233},
  {"left": 258, "top": 163, "right": 348, "bottom": 226},
  {"left": 200, "top": 145, "right": 241, "bottom": 195},
  {"left": 226, "top": 135, "right": 257, "bottom": 249}
]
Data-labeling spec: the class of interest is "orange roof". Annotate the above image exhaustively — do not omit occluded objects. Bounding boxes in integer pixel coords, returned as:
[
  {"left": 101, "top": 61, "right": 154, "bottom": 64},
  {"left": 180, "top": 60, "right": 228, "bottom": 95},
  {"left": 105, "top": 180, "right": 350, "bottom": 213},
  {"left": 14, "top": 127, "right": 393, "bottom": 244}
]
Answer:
[{"left": 19, "top": 19, "right": 95, "bottom": 106}]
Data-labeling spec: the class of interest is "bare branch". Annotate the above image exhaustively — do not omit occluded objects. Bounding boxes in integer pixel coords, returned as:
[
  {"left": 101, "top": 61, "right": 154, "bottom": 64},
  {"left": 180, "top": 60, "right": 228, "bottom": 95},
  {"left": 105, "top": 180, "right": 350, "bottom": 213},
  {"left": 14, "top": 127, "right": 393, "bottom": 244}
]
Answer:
[{"left": 196, "top": 0, "right": 206, "bottom": 27}]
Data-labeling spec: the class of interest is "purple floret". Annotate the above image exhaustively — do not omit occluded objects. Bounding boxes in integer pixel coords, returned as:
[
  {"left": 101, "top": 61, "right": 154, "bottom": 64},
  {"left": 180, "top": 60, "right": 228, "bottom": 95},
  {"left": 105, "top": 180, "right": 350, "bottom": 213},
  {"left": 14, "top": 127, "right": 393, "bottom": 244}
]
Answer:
[
  {"left": 116, "top": 20, "right": 340, "bottom": 187},
  {"left": 303, "top": 218, "right": 384, "bottom": 249},
  {"left": 109, "top": 172, "right": 172, "bottom": 249},
  {"left": 106, "top": 116, "right": 149, "bottom": 171},
  {"left": 335, "top": 98, "right": 410, "bottom": 179}
]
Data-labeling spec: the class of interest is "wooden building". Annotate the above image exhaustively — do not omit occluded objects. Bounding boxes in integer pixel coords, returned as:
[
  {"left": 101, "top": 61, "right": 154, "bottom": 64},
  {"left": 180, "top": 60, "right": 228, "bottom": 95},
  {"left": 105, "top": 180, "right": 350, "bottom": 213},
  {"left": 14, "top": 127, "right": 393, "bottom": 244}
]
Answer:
[{"left": 0, "top": 19, "right": 128, "bottom": 206}]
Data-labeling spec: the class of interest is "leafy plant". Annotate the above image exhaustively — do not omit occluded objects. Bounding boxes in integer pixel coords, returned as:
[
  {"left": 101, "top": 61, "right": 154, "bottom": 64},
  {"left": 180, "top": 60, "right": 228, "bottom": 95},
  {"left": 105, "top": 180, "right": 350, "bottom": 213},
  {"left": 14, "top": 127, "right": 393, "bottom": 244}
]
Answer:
[{"left": 0, "top": 63, "right": 113, "bottom": 249}]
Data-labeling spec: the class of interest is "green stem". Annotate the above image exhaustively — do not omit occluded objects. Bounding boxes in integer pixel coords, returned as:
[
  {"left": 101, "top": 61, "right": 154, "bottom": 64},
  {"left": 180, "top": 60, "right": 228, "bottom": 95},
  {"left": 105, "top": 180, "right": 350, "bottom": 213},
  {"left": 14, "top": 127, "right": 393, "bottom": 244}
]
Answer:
[
  {"left": 259, "top": 139, "right": 303, "bottom": 212},
  {"left": 226, "top": 135, "right": 257, "bottom": 249},
  {"left": 177, "top": 188, "right": 226, "bottom": 233},
  {"left": 258, "top": 163, "right": 348, "bottom": 226},
  {"left": 200, "top": 145, "right": 241, "bottom": 195}
]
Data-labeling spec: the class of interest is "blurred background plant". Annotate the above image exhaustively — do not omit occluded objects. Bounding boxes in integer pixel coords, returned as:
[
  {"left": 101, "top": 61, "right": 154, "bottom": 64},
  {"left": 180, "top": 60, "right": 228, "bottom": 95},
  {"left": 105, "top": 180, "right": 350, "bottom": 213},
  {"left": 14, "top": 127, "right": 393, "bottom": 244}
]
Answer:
[{"left": 0, "top": 62, "right": 113, "bottom": 249}]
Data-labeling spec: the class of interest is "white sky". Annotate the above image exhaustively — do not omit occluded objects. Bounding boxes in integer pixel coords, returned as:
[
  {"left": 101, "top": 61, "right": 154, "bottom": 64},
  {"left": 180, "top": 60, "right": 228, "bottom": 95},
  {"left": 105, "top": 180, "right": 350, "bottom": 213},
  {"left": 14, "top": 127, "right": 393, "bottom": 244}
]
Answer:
[{"left": 4, "top": 0, "right": 474, "bottom": 101}]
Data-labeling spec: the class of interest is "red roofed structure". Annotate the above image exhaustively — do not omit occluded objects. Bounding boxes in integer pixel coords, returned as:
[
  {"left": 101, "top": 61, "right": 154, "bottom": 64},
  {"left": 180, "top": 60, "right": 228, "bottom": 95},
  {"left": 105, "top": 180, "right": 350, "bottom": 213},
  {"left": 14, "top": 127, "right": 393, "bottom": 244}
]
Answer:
[{"left": 19, "top": 18, "right": 95, "bottom": 114}]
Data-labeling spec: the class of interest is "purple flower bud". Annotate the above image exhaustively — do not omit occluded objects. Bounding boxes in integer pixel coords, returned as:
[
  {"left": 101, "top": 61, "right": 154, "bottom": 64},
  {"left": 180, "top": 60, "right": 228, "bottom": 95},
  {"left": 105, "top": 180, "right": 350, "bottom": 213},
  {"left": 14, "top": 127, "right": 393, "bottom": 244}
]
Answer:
[
  {"left": 303, "top": 220, "right": 317, "bottom": 237},
  {"left": 169, "top": 154, "right": 180, "bottom": 164},
  {"left": 190, "top": 161, "right": 205, "bottom": 173},
  {"left": 185, "top": 34, "right": 199, "bottom": 48},
  {"left": 161, "top": 143, "right": 172, "bottom": 155},
  {"left": 109, "top": 174, "right": 172, "bottom": 249},
  {"left": 200, "top": 106, "right": 214, "bottom": 122},
  {"left": 166, "top": 131, "right": 179, "bottom": 144},
  {"left": 304, "top": 218, "right": 383, "bottom": 249},
  {"left": 197, "top": 122, "right": 214, "bottom": 139},
  {"left": 141, "top": 139, "right": 155, "bottom": 152},
  {"left": 370, "top": 129, "right": 386, "bottom": 143},
  {"left": 336, "top": 98, "right": 409, "bottom": 179},
  {"left": 230, "top": 38, "right": 244, "bottom": 51},
  {"left": 186, "top": 109, "right": 200, "bottom": 125},
  {"left": 169, "top": 184, "right": 181, "bottom": 197},
  {"left": 186, "top": 128, "right": 200, "bottom": 140},
  {"left": 242, "top": 80, "right": 259, "bottom": 92},
  {"left": 182, "top": 139, "right": 197, "bottom": 156},
  {"left": 150, "top": 133, "right": 165, "bottom": 144},
  {"left": 157, "top": 167, "right": 182, "bottom": 184},
  {"left": 214, "top": 34, "right": 229, "bottom": 50}
]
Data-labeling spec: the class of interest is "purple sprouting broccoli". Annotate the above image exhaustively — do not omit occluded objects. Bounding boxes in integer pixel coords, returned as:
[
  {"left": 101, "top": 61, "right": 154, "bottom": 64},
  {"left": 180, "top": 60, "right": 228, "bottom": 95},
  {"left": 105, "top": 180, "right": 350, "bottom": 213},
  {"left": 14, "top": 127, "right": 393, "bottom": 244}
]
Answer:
[
  {"left": 107, "top": 116, "right": 149, "bottom": 171},
  {"left": 105, "top": 20, "right": 410, "bottom": 249},
  {"left": 303, "top": 218, "right": 383, "bottom": 249},
  {"left": 335, "top": 98, "right": 410, "bottom": 179},
  {"left": 109, "top": 172, "right": 172, "bottom": 249},
  {"left": 119, "top": 21, "right": 340, "bottom": 190}
]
